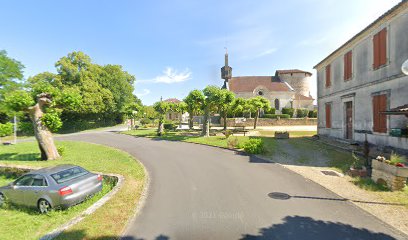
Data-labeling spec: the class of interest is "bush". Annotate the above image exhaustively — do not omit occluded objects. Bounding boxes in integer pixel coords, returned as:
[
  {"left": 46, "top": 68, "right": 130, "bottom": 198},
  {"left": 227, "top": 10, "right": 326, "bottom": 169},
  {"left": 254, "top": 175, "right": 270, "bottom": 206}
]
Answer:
[
  {"left": 57, "top": 146, "right": 66, "bottom": 156},
  {"left": 0, "top": 122, "right": 13, "bottom": 137},
  {"left": 227, "top": 137, "right": 239, "bottom": 149},
  {"left": 243, "top": 138, "right": 264, "bottom": 154},
  {"left": 163, "top": 123, "right": 176, "bottom": 131},
  {"left": 296, "top": 109, "right": 309, "bottom": 118},
  {"left": 308, "top": 110, "right": 318, "bottom": 118},
  {"left": 18, "top": 121, "right": 34, "bottom": 135},
  {"left": 282, "top": 108, "right": 295, "bottom": 118},
  {"left": 224, "top": 129, "right": 233, "bottom": 138},
  {"left": 265, "top": 107, "right": 276, "bottom": 114},
  {"left": 140, "top": 118, "right": 151, "bottom": 125},
  {"left": 262, "top": 114, "right": 290, "bottom": 119}
]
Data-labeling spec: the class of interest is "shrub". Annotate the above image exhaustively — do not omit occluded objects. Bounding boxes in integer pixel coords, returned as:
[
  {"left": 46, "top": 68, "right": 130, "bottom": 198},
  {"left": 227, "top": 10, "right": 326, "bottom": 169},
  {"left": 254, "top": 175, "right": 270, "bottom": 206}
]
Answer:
[
  {"left": 224, "top": 129, "right": 233, "bottom": 138},
  {"left": 227, "top": 137, "right": 239, "bottom": 149},
  {"left": 243, "top": 138, "right": 264, "bottom": 154},
  {"left": 18, "top": 121, "right": 34, "bottom": 135},
  {"left": 140, "top": 118, "right": 151, "bottom": 125},
  {"left": 390, "top": 152, "right": 406, "bottom": 165},
  {"left": 262, "top": 114, "right": 290, "bottom": 119},
  {"left": 282, "top": 108, "right": 295, "bottom": 117},
  {"left": 296, "top": 109, "right": 309, "bottom": 118},
  {"left": 308, "top": 110, "right": 318, "bottom": 118},
  {"left": 265, "top": 107, "right": 276, "bottom": 114},
  {"left": 163, "top": 123, "right": 176, "bottom": 131},
  {"left": 0, "top": 122, "right": 13, "bottom": 137},
  {"left": 57, "top": 146, "right": 66, "bottom": 156}
]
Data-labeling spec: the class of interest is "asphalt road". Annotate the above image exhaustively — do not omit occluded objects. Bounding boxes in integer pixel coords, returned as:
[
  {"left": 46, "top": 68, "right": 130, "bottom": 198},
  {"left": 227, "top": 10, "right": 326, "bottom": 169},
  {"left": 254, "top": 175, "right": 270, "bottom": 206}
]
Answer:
[{"left": 59, "top": 132, "right": 407, "bottom": 240}]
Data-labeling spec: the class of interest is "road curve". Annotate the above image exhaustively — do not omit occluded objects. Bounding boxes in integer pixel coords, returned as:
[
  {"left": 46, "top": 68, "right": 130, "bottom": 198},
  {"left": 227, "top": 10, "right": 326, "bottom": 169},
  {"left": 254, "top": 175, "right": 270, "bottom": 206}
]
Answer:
[{"left": 59, "top": 132, "right": 406, "bottom": 240}]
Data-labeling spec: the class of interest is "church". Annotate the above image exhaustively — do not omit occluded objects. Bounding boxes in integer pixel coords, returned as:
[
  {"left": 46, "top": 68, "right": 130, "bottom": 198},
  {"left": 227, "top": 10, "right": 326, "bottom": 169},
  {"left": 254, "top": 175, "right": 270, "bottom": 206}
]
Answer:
[{"left": 221, "top": 51, "right": 315, "bottom": 113}]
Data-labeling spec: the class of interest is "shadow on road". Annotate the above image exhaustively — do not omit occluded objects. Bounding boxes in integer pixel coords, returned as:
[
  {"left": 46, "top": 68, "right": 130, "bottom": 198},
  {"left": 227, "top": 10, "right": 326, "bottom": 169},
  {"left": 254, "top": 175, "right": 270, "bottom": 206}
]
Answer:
[
  {"left": 240, "top": 215, "right": 397, "bottom": 240},
  {"left": 268, "top": 192, "right": 407, "bottom": 206}
]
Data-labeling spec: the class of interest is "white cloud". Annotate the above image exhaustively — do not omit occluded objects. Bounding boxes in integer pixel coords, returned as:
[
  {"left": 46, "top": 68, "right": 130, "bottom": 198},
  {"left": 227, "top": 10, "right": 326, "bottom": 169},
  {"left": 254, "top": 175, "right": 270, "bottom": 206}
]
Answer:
[
  {"left": 135, "top": 89, "right": 151, "bottom": 97},
  {"left": 137, "top": 67, "right": 192, "bottom": 84}
]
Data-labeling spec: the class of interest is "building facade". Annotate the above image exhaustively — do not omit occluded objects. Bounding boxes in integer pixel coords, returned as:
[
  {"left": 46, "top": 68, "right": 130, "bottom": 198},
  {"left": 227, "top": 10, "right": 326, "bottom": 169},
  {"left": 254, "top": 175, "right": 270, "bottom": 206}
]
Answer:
[{"left": 314, "top": 0, "right": 408, "bottom": 150}]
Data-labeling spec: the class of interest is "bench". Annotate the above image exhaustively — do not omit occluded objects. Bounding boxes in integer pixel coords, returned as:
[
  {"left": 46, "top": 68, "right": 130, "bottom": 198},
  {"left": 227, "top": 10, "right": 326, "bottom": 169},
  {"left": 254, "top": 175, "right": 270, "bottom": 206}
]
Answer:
[{"left": 233, "top": 126, "right": 249, "bottom": 136}]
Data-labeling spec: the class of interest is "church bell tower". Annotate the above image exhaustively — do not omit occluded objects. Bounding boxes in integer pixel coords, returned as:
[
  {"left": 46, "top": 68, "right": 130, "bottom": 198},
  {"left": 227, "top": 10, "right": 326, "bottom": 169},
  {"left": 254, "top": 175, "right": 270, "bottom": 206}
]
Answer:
[{"left": 221, "top": 49, "right": 232, "bottom": 89}]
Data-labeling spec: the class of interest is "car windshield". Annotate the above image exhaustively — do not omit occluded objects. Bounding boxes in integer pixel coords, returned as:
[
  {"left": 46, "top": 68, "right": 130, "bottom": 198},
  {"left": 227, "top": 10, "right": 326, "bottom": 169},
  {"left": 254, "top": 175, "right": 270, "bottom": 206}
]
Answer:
[{"left": 51, "top": 167, "right": 89, "bottom": 184}]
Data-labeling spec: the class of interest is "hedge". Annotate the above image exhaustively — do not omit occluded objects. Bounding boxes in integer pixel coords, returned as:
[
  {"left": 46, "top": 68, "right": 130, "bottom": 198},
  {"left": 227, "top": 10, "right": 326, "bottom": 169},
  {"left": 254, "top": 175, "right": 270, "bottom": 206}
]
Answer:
[
  {"left": 262, "top": 114, "right": 290, "bottom": 119},
  {"left": 296, "top": 109, "right": 309, "bottom": 118},
  {"left": 308, "top": 110, "right": 318, "bottom": 118},
  {"left": 282, "top": 108, "right": 295, "bottom": 117}
]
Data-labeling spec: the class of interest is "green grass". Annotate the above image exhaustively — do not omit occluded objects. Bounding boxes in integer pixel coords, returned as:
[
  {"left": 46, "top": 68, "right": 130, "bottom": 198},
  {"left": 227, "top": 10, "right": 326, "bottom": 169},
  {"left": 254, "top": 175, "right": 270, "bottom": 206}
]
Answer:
[
  {"left": 0, "top": 175, "right": 14, "bottom": 186},
  {"left": 0, "top": 141, "right": 145, "bottom": 240},
  {"left": 352, "top": 177, "right": 389, "bottom": 192}
]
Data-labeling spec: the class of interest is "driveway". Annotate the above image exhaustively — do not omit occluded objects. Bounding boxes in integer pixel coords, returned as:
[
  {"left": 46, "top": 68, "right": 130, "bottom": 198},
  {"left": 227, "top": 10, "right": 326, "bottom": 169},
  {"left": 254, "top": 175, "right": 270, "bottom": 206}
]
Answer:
[{"left": 59, "top": 132, "right": 406, "bottom": 240}]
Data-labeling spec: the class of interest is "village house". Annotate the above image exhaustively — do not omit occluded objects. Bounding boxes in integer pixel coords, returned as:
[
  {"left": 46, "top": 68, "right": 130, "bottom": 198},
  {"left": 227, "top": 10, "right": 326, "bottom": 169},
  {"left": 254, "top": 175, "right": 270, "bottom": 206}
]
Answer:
[
  {"left": 314, "top": 0, "right": 408, "bottom": 151},
  {"left": 163, "top": 98, "right": 189, "bottom": 122}
]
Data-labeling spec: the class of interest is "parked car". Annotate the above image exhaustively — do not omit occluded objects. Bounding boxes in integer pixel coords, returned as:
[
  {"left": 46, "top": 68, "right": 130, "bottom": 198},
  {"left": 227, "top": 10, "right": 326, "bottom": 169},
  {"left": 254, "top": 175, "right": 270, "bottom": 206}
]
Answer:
[{"left": 0, "top": 164, "right": 103, "bottom": 213}]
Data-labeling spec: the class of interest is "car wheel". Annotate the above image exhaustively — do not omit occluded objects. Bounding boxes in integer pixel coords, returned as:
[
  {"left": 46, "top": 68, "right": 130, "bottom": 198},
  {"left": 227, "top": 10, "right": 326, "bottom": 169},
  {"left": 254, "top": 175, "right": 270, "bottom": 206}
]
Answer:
[
  {"left": 0, "top": 193, "right": 5, "bottom": 207},
  {"left": 38, "top": 199, "right": 52, "bottom": 214}
]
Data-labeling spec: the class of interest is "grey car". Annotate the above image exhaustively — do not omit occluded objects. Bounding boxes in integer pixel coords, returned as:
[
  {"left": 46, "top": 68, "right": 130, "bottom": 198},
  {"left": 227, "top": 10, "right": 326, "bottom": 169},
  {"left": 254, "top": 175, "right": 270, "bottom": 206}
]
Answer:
[{"left": 0, "top": 164, "right": 103, "bottom": 213}]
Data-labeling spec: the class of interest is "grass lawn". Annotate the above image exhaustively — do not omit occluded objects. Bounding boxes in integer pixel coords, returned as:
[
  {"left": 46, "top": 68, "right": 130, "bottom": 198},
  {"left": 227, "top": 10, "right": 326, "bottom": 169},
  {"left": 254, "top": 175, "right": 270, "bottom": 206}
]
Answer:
[
  {"left": 257, "top": 130, "right": 317, "bottom": 138},
  {"left": 0, "top": 141, "right": 145, "bottom": 240}
]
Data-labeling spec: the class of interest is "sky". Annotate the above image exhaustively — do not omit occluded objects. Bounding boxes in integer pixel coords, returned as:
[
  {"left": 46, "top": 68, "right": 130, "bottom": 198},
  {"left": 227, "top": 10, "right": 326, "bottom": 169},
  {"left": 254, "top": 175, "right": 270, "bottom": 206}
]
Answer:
[{"left": 0, "top": 0, "right": 401, "bottom": 105}]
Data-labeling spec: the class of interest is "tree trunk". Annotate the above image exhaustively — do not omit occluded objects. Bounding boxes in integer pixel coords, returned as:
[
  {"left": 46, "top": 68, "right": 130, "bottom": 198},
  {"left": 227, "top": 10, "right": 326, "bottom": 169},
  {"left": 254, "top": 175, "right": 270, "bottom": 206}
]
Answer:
[
  {"left": 201, "top": 108, "right": 210, "bottom": 137},
  {"left": 254, "top": 109, "right": 260, "bottom": 130},
  {"left": 188, "top": 111, "right": 194, "bottom": 130},
  {"left": 157, "top": 117, "right": 164, "bottom": 136},
  {"left": 28, "top": 98, "right": 60, "bottom": 161},
  {"left": 223, "top": 112, "right": 227, "bottom": 131}
]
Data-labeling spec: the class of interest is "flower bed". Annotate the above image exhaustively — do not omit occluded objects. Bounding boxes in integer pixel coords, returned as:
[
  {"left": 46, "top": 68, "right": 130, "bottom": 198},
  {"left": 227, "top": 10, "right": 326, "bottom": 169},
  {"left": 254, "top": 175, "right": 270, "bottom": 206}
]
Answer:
[{"left": 371, "top": 159, "right": 408, "bottom": 191}]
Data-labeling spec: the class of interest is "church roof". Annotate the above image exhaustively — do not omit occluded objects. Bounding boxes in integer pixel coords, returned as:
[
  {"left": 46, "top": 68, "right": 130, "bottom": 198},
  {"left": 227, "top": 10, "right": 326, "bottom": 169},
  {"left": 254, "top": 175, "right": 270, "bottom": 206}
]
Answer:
[
  {"left": 163, "top": 98, "right": 182, "bottom": 103},
  {"left": 275, "top": 69, "right": 312, "bottom": 76},
  {"left": 228, "top": 76, "right": 293, "bottom": 93}
]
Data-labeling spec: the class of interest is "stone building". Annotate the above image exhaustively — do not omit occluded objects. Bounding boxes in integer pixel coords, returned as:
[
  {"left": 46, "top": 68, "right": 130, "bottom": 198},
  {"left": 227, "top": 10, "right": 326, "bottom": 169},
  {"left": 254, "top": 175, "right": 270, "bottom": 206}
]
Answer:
[
  {"left": 163, "top": 98, "right": 189, "bottom": 122},
  {"left": 221, "top": 51, "right": 314, "bottom": 112},
  {"left": 314, "top": 0, "right": 408, "bottom": 150}
]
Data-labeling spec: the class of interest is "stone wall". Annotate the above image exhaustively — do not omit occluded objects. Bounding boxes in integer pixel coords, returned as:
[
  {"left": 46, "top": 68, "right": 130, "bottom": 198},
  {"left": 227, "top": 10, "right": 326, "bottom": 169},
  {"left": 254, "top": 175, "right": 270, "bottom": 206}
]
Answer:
[
  {"left": 224, "top": 118, "right": 317, "bottom": 127},
  {"left": 371, "top": 160, "right": 408, "bottom": 191}
]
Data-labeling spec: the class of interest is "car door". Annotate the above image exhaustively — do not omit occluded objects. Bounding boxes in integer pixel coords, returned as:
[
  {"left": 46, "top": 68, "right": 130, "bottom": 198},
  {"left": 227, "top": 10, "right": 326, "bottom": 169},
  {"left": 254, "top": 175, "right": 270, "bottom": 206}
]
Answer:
[
  {"left": 23, "top": 174, "right": 49, "bottom": 207},
  {"left": 9, "top": 174, "right": 34, "bottom": 205}
]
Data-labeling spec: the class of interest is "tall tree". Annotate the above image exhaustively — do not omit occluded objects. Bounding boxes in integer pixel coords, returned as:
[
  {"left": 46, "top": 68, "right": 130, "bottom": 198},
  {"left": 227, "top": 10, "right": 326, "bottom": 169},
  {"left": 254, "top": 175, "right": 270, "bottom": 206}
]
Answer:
[
  {"left": 153, "top": 101, "right": 171, "bottom": 136},
  {"left": 248, "top": 96, "right": 271, "bottom": 129},
  {"left": 202, "top": 86, "right": 223, "bottom": 137},
  {"left": 173, "top": 102, "right": 187, "bottom": 128},
  {"left": 229, "top": 98, "right": 247, "bottom": 118},
  {"left": 218, "top": 89, "right": 235, "bottom": 130},
  {"left": 184, "top": 90, "right": 205, "bottom": 129}
]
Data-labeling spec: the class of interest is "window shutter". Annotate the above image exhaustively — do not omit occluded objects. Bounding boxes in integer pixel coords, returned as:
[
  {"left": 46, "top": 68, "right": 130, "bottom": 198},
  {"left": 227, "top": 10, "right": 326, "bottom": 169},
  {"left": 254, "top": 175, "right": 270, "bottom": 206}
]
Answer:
[
  {"left": 344, "top": 54, "right": 348, "bottom": 80},
  {"left": 378, "top": 94, "right": 387, "bottom": 133},
  {"left": 344, "top": 51, "right": 352, "bottom": 80},
  {"left": 325, "top": 104, "right": 331, "bottom": 128},
  {"left": 348, "top": 51, "right": 352, "bottom": 79},
  {"left": 373, "top": 33, "right": 380, "bottom": 69},
  {"left": 325, "top": 65, "right": 331, "bottom": 87},
  {"left": 372, "top": 96, "right": 379, "bottom": 132},
  {"left": 379, "top": 28, "right": 387, "bottom": 66}
]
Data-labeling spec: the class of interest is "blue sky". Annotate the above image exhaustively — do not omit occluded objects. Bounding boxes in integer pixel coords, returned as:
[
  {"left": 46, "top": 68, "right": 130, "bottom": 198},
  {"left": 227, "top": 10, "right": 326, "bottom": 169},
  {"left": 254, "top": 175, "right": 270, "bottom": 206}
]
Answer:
[{"left": 1, "top": 0, "right": 401, "bottom": 105}]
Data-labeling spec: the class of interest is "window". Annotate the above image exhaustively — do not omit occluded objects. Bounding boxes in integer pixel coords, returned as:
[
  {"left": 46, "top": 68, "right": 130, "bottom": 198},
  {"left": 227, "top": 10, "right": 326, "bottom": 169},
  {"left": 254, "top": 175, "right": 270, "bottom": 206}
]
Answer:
[
  {"left": 373, "top": 28, "right": 387, "bottom": 69},
  {"left": 274, "top": 99, "right": 280, "bottom": 110},
  {"left": 372, "top": 94, "right": 387, "bottom": 133},
  {"left": 325, "top": 103, "right": 331, "bottom": 128},
  {"left": 51, "top": 167, "right": 89, "bottom": 184},
  {"left": 32, "top": 175, "right": 48, "bottom": 187},
  {"left": 14, "top": 175, "right": 34, "bottom": 186},
  {"left": 325, "top": 65, "right": 331, "bottom": 88},
  {"left": 344, "top": 51, "right": 352, "bottom": 80}
]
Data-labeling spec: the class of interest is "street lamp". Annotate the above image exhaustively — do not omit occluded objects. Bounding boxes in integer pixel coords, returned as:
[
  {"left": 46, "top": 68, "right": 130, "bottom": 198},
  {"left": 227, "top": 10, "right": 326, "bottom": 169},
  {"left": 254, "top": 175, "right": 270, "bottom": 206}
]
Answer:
[{"left": 402, "top": 59, "right": 408, "bottom": 75}]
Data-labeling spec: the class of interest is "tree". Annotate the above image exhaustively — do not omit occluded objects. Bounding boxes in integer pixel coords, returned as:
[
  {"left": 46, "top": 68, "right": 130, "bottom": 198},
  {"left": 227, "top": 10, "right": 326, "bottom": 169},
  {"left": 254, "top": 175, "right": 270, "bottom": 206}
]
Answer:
[
  {"left": 0, "top": 50, "right": 25, "bottom": 123},
  {"left": 202, "top": 86, "right": 223, "bottom": 137},
  {"left": 230, "top": 98, "right": 247, "bottom": 118},
  {"left": 4, "top": 77, "right": 81, "bottom": 160},
  {"left": 123, "top": 102, "right": 142, "bottom": 129},
  {"left": 184, "top": 90, "right": 205, "bottom": 129},
  {"left": 153, "top": 101, "right": 171, "bottom": 136},
  {"left": 173, "top": 102, "right": 188, "bottom": 128},
  {"left": 248, "top": 96, "right": 271, "bottom": 129},
  {"left": 0, "top": 122, "right": 13, "bottom": 143},
  {"left": 218, "top": 89, "right": 235, "bottom": 130}
]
